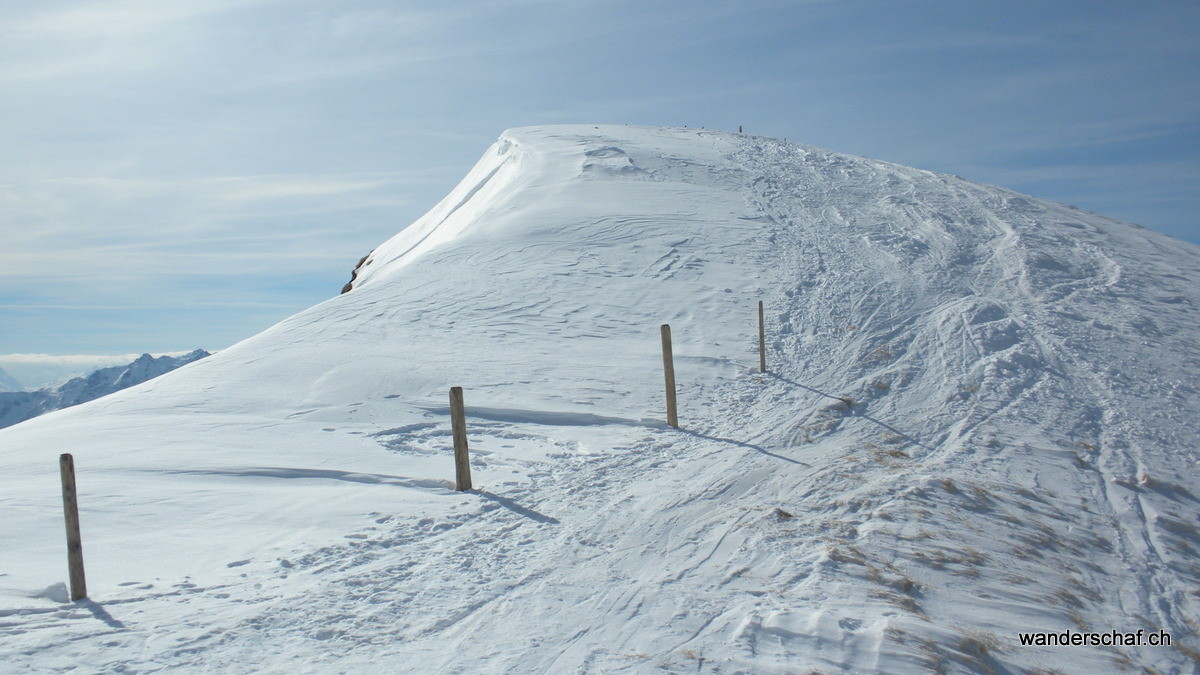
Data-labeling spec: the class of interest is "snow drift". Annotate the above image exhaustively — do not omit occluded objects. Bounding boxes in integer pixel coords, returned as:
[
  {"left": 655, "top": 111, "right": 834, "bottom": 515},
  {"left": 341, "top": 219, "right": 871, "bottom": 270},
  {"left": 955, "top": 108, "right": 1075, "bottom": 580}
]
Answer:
[{"left": 2, "top": 125, "right": 1198, "bottom": 672}]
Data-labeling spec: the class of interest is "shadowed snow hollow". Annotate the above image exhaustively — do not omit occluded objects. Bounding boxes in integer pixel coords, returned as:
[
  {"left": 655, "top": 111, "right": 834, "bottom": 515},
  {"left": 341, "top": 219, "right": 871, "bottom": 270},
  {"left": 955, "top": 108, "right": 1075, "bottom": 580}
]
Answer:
[{"left": 2, "top": 125, "right": 1198, "bottom": 673}]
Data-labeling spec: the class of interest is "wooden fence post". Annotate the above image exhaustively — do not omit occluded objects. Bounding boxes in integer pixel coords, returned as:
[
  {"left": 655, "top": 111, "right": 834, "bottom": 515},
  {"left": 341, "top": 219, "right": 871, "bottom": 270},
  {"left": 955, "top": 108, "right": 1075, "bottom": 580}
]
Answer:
[
  {"left": 449, "top": 387, "right": 472, "bottom": 491},
  {"left": 661, "top": 324, "right": 679, "bottom": 428},
  {"left": 758, "top": 300, "right": 767, "bottom": 374},
  {"left": 59, "top": 453, "right": 87, "bottom": 601}
]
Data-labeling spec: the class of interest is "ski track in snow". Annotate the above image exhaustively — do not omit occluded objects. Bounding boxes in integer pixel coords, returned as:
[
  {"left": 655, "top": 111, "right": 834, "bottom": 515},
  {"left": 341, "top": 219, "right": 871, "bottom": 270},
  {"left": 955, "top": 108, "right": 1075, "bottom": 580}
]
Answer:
[{"left": 2, "top": 126, "right": 1199, "bottom": 673}]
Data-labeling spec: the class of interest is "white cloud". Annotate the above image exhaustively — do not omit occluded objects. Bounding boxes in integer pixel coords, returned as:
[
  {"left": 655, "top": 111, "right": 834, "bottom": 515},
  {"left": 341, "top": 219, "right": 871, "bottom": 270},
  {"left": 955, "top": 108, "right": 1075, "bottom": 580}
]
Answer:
[
  {"left": 0, "top": 353, "right": 138, "bottom": 390},
  {"left": 0, "top": 353, "right": 140, "bottom": 366},
  {"left": 0, "top": 171, "right": 425, "bottom": 279},
  {"left": 0, "top": 350, "right": 209, "bottom": 391}
]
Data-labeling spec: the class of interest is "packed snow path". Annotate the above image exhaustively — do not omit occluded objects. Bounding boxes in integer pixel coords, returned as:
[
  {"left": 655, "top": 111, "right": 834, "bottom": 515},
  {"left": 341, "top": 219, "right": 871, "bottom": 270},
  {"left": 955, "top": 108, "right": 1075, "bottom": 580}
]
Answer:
[{"left": 2, "top": 126, "right": 1198, "bottom": 672}]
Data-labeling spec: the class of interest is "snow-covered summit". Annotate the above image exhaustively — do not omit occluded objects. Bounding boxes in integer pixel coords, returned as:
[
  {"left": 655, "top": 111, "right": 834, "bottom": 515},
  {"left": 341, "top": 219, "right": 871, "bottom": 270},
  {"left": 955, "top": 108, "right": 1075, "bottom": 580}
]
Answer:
[{"left": 2, "top": 125, "right": 1198, "bottom": 672}]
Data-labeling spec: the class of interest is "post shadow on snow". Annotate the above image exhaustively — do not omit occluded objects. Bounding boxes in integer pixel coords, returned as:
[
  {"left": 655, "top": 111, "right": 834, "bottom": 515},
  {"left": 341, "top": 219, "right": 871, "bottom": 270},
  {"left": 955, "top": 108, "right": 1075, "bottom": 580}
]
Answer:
[
  {"left": 162, "top": 467, "right": 451, "bottom": 491},
  {"left": 678, "top": 428, "right": 811, "bottom": 466},
  {"left": 418, "top": 405, "right": 666, "bottom": 429},
  {"left": 471, "top": 490, "right": 560, "bottom": 524},
  {"left": 767, "top": 373, "right": 936, "bottom": 453},
  {"left": 79, "top": 599, "right": 126, "bottom": 630}
]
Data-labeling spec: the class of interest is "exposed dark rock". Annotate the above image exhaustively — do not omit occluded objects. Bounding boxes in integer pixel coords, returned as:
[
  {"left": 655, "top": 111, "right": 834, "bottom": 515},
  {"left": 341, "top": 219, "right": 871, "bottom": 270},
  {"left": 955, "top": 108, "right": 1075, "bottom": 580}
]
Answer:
[{"left": 341, "top": 252, "right": 374, "bottom": 294}]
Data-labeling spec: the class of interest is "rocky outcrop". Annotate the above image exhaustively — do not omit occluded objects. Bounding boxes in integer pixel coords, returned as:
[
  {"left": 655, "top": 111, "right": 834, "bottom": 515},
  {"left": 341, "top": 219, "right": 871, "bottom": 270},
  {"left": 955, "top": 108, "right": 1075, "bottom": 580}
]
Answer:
[{"left": 340, "top": 252, "right": 374, "bottom": 294}]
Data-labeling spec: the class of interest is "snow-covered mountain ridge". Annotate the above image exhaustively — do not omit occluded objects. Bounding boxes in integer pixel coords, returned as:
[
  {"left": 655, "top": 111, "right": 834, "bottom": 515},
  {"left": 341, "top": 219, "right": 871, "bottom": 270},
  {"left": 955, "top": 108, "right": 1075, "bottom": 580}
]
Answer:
[
  {"left": 2, "top": 125, "right": 1198, "bottom": 672},
  {"left": 0, "top": 350, "right": 209, "bottom": 430}
]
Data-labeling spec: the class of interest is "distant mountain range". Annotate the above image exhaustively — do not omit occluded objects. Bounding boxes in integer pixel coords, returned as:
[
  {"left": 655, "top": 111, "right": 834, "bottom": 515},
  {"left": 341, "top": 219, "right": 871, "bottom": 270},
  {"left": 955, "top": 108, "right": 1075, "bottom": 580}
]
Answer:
[
  {"left": 0, "top": 366, "right": 22, "bottom": 392},
  {"left": 0, "top": 349, "right": 209, "bottom": 429}
]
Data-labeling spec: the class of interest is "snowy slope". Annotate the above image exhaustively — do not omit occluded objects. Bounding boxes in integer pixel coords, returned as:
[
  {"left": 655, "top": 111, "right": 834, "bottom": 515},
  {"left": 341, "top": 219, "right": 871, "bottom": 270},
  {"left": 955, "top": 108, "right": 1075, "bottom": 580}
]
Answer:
[
  {"left": 0, "top": 350, "right": 210, "bottom": 430},
  {"left": 2, "top": 125, "right": 1198, "bottom": 673}
]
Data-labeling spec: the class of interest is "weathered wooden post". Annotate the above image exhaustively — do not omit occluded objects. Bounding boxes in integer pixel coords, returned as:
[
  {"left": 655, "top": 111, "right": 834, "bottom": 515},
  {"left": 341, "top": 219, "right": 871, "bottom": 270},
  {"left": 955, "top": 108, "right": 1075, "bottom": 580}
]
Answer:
[
  {"left": 449, "top": 387, "right": 472, "bottom": 491},
  {"left": 758, "top": 300, "right": 767, "bottom": 374},
  {"left": 661, "top": 324, "right": 679, "bottom": 428},
  {"left": 59, "top": 453, "right": 87, "bottom": 601}
]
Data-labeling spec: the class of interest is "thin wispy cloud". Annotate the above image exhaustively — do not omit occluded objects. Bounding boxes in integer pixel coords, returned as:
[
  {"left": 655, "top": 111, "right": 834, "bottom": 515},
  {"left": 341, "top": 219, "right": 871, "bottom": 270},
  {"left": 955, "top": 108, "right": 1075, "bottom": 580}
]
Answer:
[{"left": 2, "top": 0, "right": 1197, "bottom": 355}]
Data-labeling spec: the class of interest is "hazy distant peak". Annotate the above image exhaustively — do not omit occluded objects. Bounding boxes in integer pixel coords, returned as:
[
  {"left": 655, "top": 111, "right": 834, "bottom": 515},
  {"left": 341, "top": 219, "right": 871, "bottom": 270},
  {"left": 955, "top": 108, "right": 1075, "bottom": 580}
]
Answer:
[
  {"left": 0, "top": 366, "right": 22, "bottom": 392},
  {"left": 0, "top": 349, "right": 210, "bottom": 429}
]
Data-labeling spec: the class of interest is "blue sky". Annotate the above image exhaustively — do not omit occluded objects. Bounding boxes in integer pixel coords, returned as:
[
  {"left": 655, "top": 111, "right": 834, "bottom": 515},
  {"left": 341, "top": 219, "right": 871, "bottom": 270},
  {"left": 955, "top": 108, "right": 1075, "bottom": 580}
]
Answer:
[{"left": 1, "top": 0, "right": 1197, "bottom": 362}]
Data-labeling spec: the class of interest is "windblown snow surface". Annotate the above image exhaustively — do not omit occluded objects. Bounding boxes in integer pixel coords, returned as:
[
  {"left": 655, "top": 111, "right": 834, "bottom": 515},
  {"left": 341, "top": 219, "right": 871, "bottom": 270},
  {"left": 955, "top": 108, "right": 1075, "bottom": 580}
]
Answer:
[{"left": 2, "top": 125, "right": 1198, "bottom": 673}]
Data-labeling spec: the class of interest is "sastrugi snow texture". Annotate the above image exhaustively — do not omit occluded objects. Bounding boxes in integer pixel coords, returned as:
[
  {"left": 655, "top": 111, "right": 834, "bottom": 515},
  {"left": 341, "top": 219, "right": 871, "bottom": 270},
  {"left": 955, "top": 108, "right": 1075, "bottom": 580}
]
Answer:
[{"left": 2, "top": 125, "right": 1197, "bottom": 672}]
